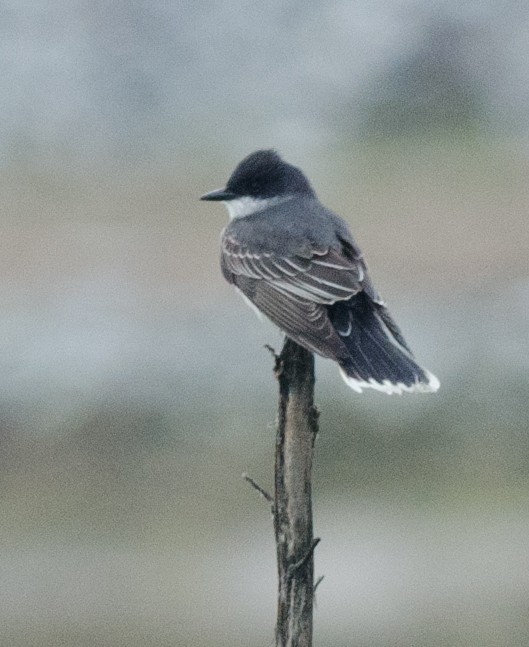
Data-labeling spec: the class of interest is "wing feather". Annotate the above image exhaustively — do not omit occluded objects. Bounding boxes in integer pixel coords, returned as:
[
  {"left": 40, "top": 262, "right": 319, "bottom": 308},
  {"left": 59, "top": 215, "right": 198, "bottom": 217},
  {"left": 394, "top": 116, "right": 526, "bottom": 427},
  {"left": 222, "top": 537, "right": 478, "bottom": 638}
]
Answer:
[
  {"left": 221, "top": 231, "right": 367, "bottom": 360},
  {"left": 222, "top": 234, "right": 364, "bottom": 305},
  {"left": 248, "top": 280, "right": 344, "bottom": 359}
]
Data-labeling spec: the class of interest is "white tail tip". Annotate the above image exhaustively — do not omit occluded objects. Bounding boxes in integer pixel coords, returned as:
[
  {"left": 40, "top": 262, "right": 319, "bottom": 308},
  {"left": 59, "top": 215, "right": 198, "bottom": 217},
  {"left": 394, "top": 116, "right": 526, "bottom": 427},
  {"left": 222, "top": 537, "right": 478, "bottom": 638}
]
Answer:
[{"left": 339, "top": 368, "right": 440, "bottom": 395}]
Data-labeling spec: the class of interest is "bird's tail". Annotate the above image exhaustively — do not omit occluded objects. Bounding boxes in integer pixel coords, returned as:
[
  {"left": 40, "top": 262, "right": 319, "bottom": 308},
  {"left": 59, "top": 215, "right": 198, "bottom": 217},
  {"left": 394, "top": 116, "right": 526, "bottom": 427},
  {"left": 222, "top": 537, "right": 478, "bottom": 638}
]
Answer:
[{"left": 330, "top": 295, "right": 439, "bottom": 395}]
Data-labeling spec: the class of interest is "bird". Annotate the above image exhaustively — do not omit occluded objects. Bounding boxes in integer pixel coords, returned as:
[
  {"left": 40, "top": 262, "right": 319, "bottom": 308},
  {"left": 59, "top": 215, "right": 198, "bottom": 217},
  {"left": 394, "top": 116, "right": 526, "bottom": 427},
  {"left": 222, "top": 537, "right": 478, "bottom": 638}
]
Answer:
[{"left": 201, "top": 150, "right": 439, "bottom": 395}]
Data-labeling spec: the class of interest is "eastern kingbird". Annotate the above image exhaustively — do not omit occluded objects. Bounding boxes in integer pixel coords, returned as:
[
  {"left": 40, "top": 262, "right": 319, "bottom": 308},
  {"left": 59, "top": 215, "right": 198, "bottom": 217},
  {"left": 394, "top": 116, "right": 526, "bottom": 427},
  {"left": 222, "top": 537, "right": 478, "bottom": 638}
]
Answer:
[{"left": 201, "top": 150, "right": 439, "bottom": 394}]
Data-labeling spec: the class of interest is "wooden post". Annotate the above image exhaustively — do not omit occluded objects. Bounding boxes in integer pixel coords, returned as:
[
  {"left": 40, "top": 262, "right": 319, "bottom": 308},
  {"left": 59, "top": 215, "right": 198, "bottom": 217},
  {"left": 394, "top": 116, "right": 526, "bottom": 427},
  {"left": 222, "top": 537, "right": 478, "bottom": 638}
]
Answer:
[{"left": 273, "top": 337, "right": 320, "bottom": 647}]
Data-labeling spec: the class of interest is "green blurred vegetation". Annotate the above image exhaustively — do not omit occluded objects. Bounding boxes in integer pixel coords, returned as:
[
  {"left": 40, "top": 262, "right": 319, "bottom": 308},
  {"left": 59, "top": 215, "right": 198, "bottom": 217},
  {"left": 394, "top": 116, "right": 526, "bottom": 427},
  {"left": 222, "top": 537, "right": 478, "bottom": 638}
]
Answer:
[
  {"left": 2, "top": 361, "right": 529, "bottom": 646},
  {"left": 359, "top": 20, "right": 485, "bottom": 137}
]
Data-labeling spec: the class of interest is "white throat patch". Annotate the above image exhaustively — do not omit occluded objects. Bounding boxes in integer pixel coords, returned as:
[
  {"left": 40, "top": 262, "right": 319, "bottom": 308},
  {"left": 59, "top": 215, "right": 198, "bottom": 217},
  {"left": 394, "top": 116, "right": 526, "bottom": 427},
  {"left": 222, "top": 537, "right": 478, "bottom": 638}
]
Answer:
[{"left": 223, "top": 195, "right": 292, "bottom": 220}]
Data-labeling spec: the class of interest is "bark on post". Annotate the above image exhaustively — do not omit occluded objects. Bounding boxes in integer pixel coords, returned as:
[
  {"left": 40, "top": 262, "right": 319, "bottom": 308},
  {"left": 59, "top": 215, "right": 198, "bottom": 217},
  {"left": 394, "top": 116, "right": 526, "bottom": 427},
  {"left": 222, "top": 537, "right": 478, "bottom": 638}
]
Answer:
[{"left": 273, "top": 337, "right": 320, "bottom": 647}]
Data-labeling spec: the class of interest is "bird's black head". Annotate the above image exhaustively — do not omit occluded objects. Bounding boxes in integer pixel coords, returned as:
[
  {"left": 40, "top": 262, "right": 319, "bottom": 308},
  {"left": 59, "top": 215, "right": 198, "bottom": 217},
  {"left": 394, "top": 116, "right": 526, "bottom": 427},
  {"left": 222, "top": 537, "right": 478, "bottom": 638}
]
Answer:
[
  {"left": 201, "top": 150, "right": 315, "bottom": 202},
  {"left": 226, "top": 150, "right": 314, "bottom": 199}
]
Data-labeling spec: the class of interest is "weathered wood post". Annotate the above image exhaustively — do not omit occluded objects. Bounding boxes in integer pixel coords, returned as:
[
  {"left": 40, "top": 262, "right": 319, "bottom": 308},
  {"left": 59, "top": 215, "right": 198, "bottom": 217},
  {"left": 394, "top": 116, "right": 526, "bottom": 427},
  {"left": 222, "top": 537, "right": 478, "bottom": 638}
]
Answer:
[{"left": 273, "top": 337, "right": 320, "bottom": 647}]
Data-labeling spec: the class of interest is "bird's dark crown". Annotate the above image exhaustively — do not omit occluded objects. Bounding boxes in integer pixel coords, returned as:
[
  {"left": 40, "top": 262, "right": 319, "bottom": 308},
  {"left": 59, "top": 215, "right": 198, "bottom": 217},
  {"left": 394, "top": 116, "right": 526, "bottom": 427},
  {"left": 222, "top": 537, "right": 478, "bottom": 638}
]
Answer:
[{"left": 225, "top": 150, "right": 315, "bottom": 199}]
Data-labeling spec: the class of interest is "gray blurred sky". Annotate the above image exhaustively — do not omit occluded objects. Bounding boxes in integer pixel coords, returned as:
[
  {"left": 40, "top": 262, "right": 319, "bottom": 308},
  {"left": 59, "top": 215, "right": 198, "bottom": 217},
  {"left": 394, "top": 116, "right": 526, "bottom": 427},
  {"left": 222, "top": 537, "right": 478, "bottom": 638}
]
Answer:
[{"left": 2, "top": 0, "right": 529, "bottom": 166}]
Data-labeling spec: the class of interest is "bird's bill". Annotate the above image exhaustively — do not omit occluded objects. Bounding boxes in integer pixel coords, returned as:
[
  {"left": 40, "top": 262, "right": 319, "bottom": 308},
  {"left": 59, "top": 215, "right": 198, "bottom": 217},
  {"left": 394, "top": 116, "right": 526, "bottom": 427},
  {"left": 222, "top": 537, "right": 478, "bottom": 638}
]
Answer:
[{"left": 200, "top": 188, "right": 237, "bottom": 201}]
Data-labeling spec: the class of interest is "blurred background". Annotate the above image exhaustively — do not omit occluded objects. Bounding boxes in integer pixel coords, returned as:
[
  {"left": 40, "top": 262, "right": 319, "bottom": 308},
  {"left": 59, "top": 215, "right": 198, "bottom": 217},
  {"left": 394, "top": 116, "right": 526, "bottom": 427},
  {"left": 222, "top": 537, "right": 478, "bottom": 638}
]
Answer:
[{"left": 1, "top": 1, "right": 529, "bottom": 646}]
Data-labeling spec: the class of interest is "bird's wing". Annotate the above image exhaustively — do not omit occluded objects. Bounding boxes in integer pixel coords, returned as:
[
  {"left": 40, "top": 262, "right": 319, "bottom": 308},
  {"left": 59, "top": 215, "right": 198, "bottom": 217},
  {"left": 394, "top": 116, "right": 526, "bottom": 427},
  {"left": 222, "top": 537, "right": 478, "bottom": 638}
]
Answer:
[
  {"left": 221, "top": 231, "right": 365, "bottom": 358},
  {"left": 222, "top": 232, "right": 364, "bottom": 303}
]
